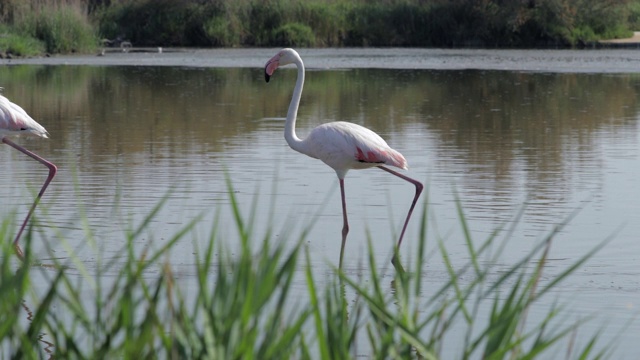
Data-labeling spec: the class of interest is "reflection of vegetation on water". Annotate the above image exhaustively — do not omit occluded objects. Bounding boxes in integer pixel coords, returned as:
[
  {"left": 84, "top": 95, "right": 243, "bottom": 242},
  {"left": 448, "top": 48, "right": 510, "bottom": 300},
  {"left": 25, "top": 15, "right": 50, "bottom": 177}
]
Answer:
[
  {"left": 0, "top": 182, "right": 609, "bottom": 358},
  {"left": 284, "top": 68, "right": 639, "bottom": 217},
  {"left": 415, "top": 71, "right": 639, "bottom": 213},
  {"left": 0, "top": 65, "right": 95, "bottom": 113},
  {"left": 1, "top": 66, "right": 638, "bottom": 190}
]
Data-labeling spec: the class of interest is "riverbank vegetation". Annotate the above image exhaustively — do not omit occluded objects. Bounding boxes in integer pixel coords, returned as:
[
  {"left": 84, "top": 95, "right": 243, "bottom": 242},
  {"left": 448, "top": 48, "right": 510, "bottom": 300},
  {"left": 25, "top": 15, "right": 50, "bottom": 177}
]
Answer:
[
  {"left": 0, "top": 0, "right": 639, "bottom": 55},
  {"left": 1, "top": 181, "right": 610, "bottom": 358}
]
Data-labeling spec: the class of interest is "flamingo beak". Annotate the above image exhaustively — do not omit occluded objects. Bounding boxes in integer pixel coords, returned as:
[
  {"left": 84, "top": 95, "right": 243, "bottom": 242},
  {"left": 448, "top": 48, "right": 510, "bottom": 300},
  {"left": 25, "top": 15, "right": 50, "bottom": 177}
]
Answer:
[{"left": 264, "top": 58, "right": 279, "bottom": 83}]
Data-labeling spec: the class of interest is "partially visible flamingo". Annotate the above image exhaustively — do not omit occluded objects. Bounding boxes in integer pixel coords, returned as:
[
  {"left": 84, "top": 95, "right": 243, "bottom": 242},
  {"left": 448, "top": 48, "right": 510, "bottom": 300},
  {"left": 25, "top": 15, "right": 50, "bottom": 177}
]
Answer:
[
  {"left": 1, "top": 91, "right": 57, "bottom": 259},
  {"left": 264, "top": 48, "right": 423, "bottom": 269}
]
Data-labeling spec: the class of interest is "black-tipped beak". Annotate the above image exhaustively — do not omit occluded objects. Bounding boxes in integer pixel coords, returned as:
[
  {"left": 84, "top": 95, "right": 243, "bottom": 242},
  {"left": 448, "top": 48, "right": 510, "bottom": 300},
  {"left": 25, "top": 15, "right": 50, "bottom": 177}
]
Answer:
[{"left": 265, "top": 58, "right": 278, "bottom": 82}]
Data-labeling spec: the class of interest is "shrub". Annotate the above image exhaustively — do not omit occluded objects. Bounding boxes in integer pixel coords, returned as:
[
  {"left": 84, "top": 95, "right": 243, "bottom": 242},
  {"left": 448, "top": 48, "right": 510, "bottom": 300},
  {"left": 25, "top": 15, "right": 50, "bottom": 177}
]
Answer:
[
  {"left": 273, "top": 22, "right": 315, "bottom": 47},
  {"left": 18, "top": 5, "right": 97, "bottom": 54},
  {"left": 245, "top": 0, "right": 285, "bottom": 46},
  {"left": 94, "top": 0, "right": 205, "bottom": 46},
  {"left": 294, "top": 1, "right": 347, "bottom": 47},
  {"left": 203, "top": 15, "right": 242, "bottom": 47},
  {"left": 3, "top": 0, "right": 637, "bottom": 52},
  {"left": 0, "top": 29, "right": 45, "bottom": 56},
  {"left": 344, "top": 3, "right": 392, "bottom": 46},
  {"left": 627, "top": 1, "right": 640, "bottom": 30}
]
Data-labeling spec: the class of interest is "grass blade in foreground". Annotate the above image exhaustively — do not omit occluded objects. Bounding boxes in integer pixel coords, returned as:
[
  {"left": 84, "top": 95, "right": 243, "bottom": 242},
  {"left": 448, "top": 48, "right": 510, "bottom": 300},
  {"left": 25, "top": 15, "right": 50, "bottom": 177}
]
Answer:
[{"left": 0, "top": 186, "right": 613, "bottom": 359}]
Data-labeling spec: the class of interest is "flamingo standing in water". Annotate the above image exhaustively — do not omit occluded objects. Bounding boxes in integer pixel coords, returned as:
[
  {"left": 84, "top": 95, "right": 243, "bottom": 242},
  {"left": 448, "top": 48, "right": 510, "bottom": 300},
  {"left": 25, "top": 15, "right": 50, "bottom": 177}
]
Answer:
[
  {"left": 264, "top": 48, "right": 423, "bottom": 268},
  {"left": 1, "top": 91, "right": 57, "bottom": 259}
]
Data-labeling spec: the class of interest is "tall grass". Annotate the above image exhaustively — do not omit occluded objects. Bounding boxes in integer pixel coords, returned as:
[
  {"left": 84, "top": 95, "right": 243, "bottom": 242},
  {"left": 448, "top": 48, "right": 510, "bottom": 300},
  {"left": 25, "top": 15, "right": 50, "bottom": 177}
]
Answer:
[
  {"left": 20, "top": 5, "right": 97, "bottom": 54},
  {"left": 0, "top": 0, "right": 97, "bottom": 55},
  {"left": 0, "top": 181, "right": 612, "bottom": 358},
  {"left": 0, "top": 0, "right": 638, "bottom": 55},
  {"left": 0, "top": 25, "right": 45, "bottom": 57},
  {"left": 90, "top": 0, "right": 636, "bottom": 48}
]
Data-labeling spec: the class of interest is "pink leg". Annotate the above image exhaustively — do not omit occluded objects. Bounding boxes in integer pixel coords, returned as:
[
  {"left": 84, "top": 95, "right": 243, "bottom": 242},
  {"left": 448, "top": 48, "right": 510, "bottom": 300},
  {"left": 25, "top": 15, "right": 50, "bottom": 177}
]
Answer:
[
  {"left": 339, "top": 178, "right": 349, "bottom": 269},
  {"left": 377, "top": 166, "right": 423, "bottom": 263},
  {"left": 3, "top": 137, "right": 57, "bottom": 260}
]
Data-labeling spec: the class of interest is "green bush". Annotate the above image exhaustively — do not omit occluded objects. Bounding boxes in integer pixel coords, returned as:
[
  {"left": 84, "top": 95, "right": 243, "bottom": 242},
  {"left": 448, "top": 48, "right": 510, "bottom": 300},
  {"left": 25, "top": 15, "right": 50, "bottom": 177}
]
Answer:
[
  {"left": 94, "top": 0, "right": 206, "bottom": 46},
  {"left": 203, "top": 16, "right": 230, "bottom": 46},
  {"left": 0, "top": 29, "right": 45, "bottom": 56},
  {"left": 344, "top": 3, "right": 388, "bottom": 46},
  {"left": 273, "top": 22, "right": 315, "bottom": 47},
  {"left": 627, "top": 1, "right": 640, "bottom": 30},
  {"left": 18, "top": 6, "right": 97, "bottom": 54},
  {"left": 294, "top": 2, "right": 347, "bottom": 46},
  {"left": 244, "top": 1, "right": 286, "bottom": 46},
  {"left": 2, "top": 0, "right": 639, "bottom": 53}
]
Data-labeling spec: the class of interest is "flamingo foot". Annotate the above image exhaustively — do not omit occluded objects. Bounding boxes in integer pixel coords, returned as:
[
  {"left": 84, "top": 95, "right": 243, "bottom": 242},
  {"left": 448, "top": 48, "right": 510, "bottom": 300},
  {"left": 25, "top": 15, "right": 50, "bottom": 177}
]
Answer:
[{"left": 14, "top": 243, "right": 25, "bottom": 261}]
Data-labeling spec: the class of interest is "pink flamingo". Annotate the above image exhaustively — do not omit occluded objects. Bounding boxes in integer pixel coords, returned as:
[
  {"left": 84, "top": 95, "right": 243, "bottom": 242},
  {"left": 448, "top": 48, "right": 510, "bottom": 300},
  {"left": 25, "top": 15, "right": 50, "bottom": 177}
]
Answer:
[
  {"left": 265, "top": 48, "right": 423, "bottom": 268},
  {"left": 1, "top": 91, "right": 57, "bottom": 259}
]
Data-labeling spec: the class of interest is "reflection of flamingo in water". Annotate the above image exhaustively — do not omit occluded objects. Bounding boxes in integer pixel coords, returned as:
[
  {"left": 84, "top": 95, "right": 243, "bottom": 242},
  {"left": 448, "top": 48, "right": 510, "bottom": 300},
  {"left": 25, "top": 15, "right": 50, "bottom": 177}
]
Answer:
[
  {"left": 1, "top": 92, "right": 57, "bottom": 259},
  {"left": 264, "top": 48, "right": 423, "bottom": 269},
  {"left": 21, "top": 300, "right": 55, "bottom": 358}
]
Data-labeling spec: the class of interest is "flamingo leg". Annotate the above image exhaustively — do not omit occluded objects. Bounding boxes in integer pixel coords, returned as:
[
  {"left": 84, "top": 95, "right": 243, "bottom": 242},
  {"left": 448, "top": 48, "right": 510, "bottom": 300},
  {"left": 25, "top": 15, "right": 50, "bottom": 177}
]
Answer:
[
  {"left": 377, "top": 166, "right": 423, "bottom": 265},
  {"left": 339, "top": 178, "right": 349, "bottom": 269},
  {"left": 3, "top": 137, "right": 57, "bottom": 260}
]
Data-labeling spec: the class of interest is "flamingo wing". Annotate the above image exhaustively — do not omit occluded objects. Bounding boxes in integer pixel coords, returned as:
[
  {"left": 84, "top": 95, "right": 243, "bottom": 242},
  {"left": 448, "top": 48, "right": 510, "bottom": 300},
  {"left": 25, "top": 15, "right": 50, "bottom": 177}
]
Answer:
[
  {"left": 0, "top": 95, "right": 49, "bottom": 138},
  {"left": 303, "top": 121, "right": 407, "bottom": 177}
]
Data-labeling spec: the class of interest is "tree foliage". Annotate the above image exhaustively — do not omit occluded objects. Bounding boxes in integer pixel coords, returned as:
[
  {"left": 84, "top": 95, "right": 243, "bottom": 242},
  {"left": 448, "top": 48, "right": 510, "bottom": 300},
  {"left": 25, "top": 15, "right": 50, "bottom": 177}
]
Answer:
[{"left": 0, "top": 0, "right": 637, "bottom": 53}]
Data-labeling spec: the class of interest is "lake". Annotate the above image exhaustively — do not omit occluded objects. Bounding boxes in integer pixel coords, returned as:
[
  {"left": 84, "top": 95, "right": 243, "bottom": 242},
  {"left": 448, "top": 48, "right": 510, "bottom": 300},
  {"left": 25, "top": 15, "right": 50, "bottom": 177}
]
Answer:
[{"left": 1, "top": 48, "right": 639, "bottom": 358}]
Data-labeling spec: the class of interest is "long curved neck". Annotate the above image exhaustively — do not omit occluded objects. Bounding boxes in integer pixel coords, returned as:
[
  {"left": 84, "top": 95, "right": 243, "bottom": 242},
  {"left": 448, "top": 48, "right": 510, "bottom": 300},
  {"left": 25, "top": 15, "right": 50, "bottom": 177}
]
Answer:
[{"left": 285, "top": 55, "right": 307, "bottom": 154}]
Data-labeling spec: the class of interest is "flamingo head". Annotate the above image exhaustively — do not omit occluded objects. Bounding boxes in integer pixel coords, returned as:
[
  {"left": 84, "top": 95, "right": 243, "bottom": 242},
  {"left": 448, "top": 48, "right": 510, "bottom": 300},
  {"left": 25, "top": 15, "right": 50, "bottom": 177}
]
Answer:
[{"left": 264, "top": 48, "right": 299, "bottom": 83}]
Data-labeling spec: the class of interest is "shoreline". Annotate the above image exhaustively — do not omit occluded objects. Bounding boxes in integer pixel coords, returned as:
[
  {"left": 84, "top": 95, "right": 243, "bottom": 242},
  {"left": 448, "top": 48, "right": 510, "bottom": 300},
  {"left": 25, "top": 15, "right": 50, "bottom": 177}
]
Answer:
[
  {"left": 599, "top": 31, "right": 640, "bottom": 45},
  {"left": 3, "top": 47, "right": 640, "bottom": 73}
]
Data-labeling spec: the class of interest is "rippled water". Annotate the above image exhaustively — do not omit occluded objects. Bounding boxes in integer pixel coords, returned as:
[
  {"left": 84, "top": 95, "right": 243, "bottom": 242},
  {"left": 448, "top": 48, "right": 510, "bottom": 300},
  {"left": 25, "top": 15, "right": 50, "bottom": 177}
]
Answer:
[{"left": 1, "top": 53, "right": 640, "bottom": 357}]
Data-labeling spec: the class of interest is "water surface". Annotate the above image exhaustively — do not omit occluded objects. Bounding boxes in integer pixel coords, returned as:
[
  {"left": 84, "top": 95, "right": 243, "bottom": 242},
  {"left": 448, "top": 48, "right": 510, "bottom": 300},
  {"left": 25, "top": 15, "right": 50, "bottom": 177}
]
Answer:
[{"left": 1, "top": 51, "right": 639, "bottom": 357}]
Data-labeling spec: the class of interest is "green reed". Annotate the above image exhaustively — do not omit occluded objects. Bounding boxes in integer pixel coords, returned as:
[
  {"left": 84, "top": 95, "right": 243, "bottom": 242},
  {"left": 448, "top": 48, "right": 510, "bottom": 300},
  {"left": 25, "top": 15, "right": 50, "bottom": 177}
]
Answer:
[
  {"left": 0, "top": 0, "right": 97, "bottom": 55},
  {"left": 0, "top": 0, "right": 637, "bottom": 56},
  {"left": 19, "top": 5, "right": 97, "bottom": 54},
  {"left": 0, "top": 25, "right": 45, "bottom": 57},
  {"left": 0, "top": 180, "right": 612, "bottom": 359},
  {"left": 93, "top": 0, "right": 633, "bottom": 48}
]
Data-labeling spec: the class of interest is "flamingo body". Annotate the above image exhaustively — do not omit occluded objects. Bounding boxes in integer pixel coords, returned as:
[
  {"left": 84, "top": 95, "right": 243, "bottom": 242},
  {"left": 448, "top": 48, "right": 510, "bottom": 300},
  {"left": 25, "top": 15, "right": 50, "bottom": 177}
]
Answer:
[
  {"left": 301, "top": 121, "right": 407, "bottom": 178},
  {"left": 265, "top": 48, "right": 423, "bottom": 270},
  {"left": 0, "top": 94, "right": 49, "bottom": 138},
  {"left": 1, "top": 91, "right": 57, "bottom": 260}
]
